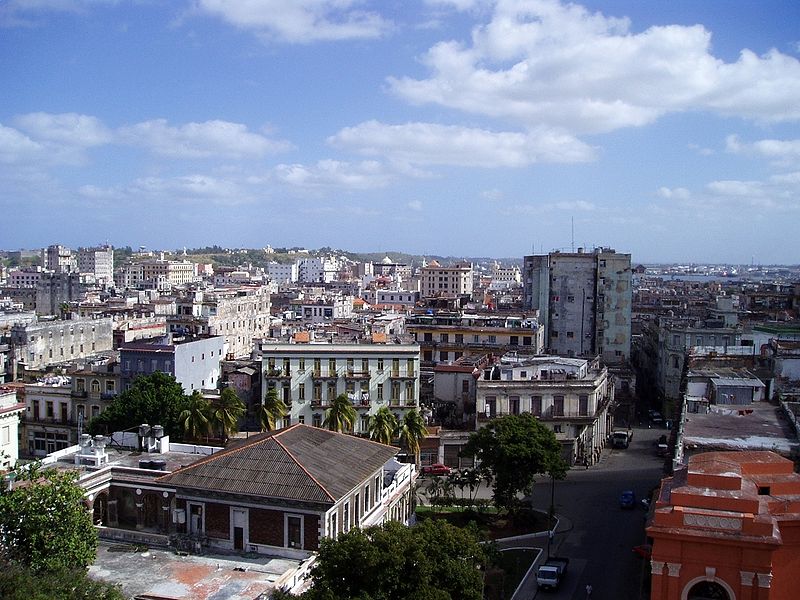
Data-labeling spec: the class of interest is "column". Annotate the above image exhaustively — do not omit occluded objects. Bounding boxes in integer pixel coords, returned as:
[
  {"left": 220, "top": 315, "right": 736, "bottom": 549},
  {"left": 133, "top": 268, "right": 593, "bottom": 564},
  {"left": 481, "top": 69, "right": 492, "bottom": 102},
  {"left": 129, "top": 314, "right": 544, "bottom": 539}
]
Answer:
[
  {"left": 135, "top": 488, "right": 144, "bottom": 530},
  {"left": 756, "top": 572, "right": 772, "bottom": 600},
  {"left": 666, "top": 562, "right": 682, "bottom": 599},
  {"left": 651, "top": 560, "right": 666, "bottom": 599},
  {"left": 740, "top": 571, "right": 756, "bottom": 600}
]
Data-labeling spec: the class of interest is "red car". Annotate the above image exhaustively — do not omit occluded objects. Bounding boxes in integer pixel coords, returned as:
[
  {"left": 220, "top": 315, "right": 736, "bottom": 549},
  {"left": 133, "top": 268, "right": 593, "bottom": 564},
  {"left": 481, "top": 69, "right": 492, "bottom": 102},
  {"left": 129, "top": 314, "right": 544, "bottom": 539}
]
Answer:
[{"left": 421, "top": 463, "right": 452, "bottom": 476}]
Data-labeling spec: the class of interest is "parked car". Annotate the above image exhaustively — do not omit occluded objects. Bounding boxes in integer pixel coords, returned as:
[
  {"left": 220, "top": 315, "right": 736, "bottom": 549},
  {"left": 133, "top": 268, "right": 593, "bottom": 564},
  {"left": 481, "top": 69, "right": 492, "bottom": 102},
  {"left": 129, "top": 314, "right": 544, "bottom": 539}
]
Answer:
[
  {"left": 421, "top": 463, "right": 451, "bottom": 476},
  {"left": 536, "top": 557, "right": 569, "bottom": 590},
  {"left": 620, "top": 490, "right": 636, "bottom": 509}
]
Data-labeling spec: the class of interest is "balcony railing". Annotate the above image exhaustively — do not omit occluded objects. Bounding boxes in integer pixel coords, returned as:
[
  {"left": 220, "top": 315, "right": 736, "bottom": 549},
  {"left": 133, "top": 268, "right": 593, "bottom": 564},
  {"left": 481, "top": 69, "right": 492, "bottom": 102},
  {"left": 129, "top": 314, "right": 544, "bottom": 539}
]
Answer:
[{"left": 344, "top": 370, "right": 370, "bottom": 380}]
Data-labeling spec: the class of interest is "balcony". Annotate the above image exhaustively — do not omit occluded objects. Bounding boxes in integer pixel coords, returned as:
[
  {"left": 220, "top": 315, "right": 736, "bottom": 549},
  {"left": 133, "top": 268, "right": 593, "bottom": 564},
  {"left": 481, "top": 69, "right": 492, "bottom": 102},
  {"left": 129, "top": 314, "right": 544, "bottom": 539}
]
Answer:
[
  {"left": 311, "top": 371, "right": 339, "bottom": 381},
  {"left": 264, "top": 368, "right": 291, "bottom": 379},
  {"left": 344, "top": 370, "right": 370, "bottom": 380},
  {"left": 310, "top": 399, "right": 330, "bottom": 409},
  {"left": 389, "top": 371, "right": 415, "bottom": 380},
  {"left": 72, "top": 390, "right": 88, "bottom": 398}
]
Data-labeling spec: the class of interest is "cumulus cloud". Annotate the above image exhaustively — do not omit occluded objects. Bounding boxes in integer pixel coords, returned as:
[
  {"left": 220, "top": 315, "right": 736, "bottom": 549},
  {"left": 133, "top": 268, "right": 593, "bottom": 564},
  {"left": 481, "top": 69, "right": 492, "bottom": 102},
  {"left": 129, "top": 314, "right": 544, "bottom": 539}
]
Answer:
[
  {"left": 119, "top": 119, "right": 291, "bottom": 159},
  {"left": 657, "top": 186, "right": 691, "bottom": 200},
  {"left": 78, "top": 174, "right": 253, "bottom": 205},
  {"left": 388, "top": 0, "right": 800, "bottom": 134},
  {"left": 3, "top": 112, "right": 290, "bottom": 165},
  {"left": 726, "top": 134, "right": 800, "bottom": 167},
  {"left": 328, "top": 120, "right": 595, "bottom": 166},
  {"left": 0, "top": 114, "right": 108, "bottom": 166},
  {"left": 274, "top": 159, "right": 393, "bottom": 189},
  {"left": 196, "top": 0, "right": 390, "bottom": 43}
]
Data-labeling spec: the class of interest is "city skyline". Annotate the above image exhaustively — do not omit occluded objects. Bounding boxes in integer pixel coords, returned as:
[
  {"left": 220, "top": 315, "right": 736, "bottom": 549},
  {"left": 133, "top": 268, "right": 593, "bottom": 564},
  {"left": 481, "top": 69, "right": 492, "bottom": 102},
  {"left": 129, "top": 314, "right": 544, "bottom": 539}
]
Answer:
[{"left": 1, "top": 0, "right": 799, "bottom": 264}]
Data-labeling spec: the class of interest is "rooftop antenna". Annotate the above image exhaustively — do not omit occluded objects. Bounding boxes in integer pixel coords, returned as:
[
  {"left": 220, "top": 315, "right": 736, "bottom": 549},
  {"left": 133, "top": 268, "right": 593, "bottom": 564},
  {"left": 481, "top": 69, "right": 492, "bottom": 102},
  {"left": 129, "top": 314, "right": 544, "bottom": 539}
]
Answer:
[{"left": 571, "top": 217, "right": 575, "bottom": 253}]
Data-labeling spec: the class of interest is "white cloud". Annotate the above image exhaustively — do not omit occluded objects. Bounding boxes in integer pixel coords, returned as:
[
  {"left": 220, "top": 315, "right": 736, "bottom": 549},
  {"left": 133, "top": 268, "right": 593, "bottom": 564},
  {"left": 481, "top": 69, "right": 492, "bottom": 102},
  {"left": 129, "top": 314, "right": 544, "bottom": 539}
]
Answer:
[
  {"left": 554, "top": 200, "right": 595, "bottom": 211},
  {"left": 328, "top": 120, "right": 595, "bottom": 167},
  {"left": 0, "top": 124, "right": 45, "bottom": 164},
  {"left": 657, "top": 186, "right": 691, "bottom": 200},
  {"left": 726, "top": 134, "right": 800, "bottom": 167},
  {"left": 388, "top": 0, "right": 800, "bottom": 134},
  {"left": 14, "top": 112, "right": 112, "bottom": 146},
  {"left": 0, "top": 114, "right": 106, "bottom": 166},
  {"left": 119, "top": 119, "right": 290, "bottom": 159},
  {"left": 482, "top": 188, "right": 504, "bottom": 201},
  {"left": 274, "top": 159, "right": 393, "bottom": 189},
  {"left": 78, "top": 174, "right": 253, "bottom": 205},
  {"left": 407, "top": 199, "right": 423, "bottom": 211},
  {"left": 196, "top": 0, "right": 390, "bottom": 43}
]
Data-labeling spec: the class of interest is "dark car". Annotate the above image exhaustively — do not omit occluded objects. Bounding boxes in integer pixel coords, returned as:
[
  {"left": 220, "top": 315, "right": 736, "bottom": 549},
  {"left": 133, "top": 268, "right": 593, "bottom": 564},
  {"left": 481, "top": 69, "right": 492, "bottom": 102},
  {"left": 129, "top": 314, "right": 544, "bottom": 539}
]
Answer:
[
  {"left": 620, "top": 490, "right": 636, "bottom": 509},
  {"left": 421, "top": 463, "right": 451, "bottom": 476}
]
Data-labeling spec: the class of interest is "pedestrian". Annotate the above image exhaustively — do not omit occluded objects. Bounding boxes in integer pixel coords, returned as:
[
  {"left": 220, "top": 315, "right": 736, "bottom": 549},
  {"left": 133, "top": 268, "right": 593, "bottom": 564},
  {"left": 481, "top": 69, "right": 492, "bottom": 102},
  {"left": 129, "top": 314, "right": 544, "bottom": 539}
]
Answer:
[{"left": 586, "top": 583, "right": 593, "bottom": 598}]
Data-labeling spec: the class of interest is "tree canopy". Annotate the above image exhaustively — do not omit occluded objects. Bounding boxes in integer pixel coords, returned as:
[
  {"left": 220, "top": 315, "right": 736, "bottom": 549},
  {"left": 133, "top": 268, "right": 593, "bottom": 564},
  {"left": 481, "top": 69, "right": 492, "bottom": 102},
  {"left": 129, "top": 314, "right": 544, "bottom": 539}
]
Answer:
[
  {"left": 87, "top": 371, "right": 189, "bottom": 439},
  {"left": 258, "top": 387, "right": 288, "bottom": 432},
  {"left": 461, "top": 413, "right": 568, "bottom": 513},
  {"left": 0, "top": 466, "right": 97, "bottom": 573},
  {"left": 0, "top": 564, "right": 125, "bottom": 600},
  {"left": 323, "top": 393, "right": 357, "bottom": 433},
  {"left": 208, "top": 387, "right": 246, "bottom": 442},
  {"left": 300, "top": 519, "right": 491, "bottom": 600},
  {"left": 367, "top": 406, "right": 397, "bottom": 445}
]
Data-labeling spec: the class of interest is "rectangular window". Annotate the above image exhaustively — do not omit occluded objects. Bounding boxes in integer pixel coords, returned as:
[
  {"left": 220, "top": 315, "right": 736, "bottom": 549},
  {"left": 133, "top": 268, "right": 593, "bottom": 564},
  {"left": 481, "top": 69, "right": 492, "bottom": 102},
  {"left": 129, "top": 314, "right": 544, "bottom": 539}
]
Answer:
[
  {"left": 455, "top": 334, "right": 463, "bottom": 343},
  {"left": 299, "top": 358, "right": 306, "bottom": 371},
  {"left": 283, "top": 358, "right": 291, "bottom": 373},
  {"left": 509, "top": 395, "right": 520, "bottom": 415},
  {"left": 362, "top": 358, "right": 369, "bottom": 373},
  {"left": 343, "top": 502, "right": 350, "bottom": 532},
  {"left": 377, "top": 385, "right": 384, "bottom": 401},
  {"left": 484, "top": 396, "right": 496, "bottom": 418},
  {"left": 314, "top": 358, "right": 321, "bottom": 375},
  {"left": 377, "top": 358, "right": 384, "bottom": 371},
  {"left": 510, "top": 336, "right": 518, "bottom": 345},
  {"left": 579, "top": 395, "right": 589, "bottom": 416},
  {"left": 440, "top": 333, "right": 449, "bottom": 342},
  {"left": 313, "top": 413, "right": 322, "bottom": 427},
  {"left": 299, "top": 385, "right": 305, "bottom": 401},
  {"left": 329, "top": 358, "right": 336, "bottom": 374},
  {"left": 328, "top": 382, "right": 337, "bottom": 400},
  {"left": 407, "top": 359, "right": 415, "bottom": 376},
  {"left": 287, "top": 515, "right": 303, "bottom": 549},
  {"left": 391, "top": 382, "right": 400, "bottom": 402},
  {"left": 405, "top": 381, "right": 415, "bottom": 403},
  {"left": 553, "top": 395, "right": 564, "bottom": 416},
  {"left": 314, "top": 384, "right": 322, "bottom": 400},
  {"left": 46, "top": 401, "right": 54, "bottom": 418},
  {"left": 392, "top": 359, "right": 400, "bottom": 375}
]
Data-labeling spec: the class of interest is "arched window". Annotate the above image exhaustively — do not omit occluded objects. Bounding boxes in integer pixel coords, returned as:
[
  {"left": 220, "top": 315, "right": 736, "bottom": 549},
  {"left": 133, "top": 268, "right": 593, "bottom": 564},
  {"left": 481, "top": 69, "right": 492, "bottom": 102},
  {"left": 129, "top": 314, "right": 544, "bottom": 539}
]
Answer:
[
  {"left": 90, "top": 379, "right": 100, "bottom": 393},
  {"left": 687, "top": 581, "right": 730, "bottom": 600}
]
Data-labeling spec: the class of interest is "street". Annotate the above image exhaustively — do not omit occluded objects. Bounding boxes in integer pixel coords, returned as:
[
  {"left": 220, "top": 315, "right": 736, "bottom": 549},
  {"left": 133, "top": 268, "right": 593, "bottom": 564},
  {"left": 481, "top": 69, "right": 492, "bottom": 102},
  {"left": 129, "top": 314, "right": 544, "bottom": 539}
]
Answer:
[{"left": 523, "top": 424, "right": 667, "bottom": 600}]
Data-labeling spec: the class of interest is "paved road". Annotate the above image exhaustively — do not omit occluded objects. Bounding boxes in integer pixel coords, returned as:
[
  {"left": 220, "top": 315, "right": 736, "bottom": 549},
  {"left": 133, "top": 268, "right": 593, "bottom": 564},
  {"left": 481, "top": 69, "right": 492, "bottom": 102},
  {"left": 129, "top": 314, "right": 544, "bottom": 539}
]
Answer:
[{"left": 517, "top": 424, "right": 668, "bottom": 600}]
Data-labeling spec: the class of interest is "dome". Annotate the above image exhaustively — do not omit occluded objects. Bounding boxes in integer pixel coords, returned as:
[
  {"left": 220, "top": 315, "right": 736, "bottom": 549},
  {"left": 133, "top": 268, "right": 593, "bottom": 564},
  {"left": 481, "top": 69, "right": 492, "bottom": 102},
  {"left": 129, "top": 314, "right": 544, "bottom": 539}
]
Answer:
[{"left": 382, "top": 256, "right": 392, "bottom": 264}]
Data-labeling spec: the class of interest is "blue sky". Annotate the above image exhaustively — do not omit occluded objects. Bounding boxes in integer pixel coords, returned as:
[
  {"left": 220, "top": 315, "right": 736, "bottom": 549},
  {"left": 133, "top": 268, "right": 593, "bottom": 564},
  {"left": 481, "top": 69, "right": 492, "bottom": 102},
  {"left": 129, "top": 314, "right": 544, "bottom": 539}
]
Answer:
[{"left": 1, "top": 0, "right": 799, "bottom": 264}]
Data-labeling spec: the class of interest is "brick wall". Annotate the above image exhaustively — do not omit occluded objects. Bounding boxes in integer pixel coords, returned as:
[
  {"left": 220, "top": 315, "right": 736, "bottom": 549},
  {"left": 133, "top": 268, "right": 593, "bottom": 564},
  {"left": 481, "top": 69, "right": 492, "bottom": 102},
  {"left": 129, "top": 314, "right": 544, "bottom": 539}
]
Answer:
[
  {"left": 304, "top": 514, "right": 320, "bottom": 550},
  {"left": 205, "top": 502, "right": 230, "bottom": 540},
  {"left": 249, "top": 507, "right": 284, "bottom": 546}
]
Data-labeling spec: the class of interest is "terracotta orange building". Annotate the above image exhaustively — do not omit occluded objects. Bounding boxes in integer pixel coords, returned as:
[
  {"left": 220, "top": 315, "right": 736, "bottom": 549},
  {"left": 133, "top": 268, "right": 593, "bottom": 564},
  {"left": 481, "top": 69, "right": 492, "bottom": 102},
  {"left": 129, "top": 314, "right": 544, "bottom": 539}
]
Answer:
[{"left": 647, "top": 451, "right": 800, "bottom": 600}]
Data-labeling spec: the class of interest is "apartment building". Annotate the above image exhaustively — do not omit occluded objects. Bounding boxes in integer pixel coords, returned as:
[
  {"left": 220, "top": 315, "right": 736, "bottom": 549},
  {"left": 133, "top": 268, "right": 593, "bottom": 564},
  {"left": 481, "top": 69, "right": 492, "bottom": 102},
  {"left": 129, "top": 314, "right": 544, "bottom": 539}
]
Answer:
[
  {"left": 77, "top": 245, "right": 114, "bottom": 287},
  {"left": 406, "top": 311, "right": 544, "bottom": 367},
  {"left": 169, "top": 286, "right": 271, "bottom": 358},
  {"left": 21, "top": 375, "right": 73, "bottom": 457},
  {"left": 475, "top": 355, "right": 613, "bottom": 466},
  {"left": 260, "top": 341, "right": 421, "bottom": 434},
  {"left": 523, "top": 247, "right": 632, "bottom": 364},
  {"left": 419, "top": 261, "right": 473, "bottom": 299},
  {"left": 0, "top": 386, "right": 25, "bottom": 468},
  {"left": 114, "top": 259, "right": 197, "bottom": 290},
  {"left": 119, "top": 334, "right": 224, "bottom": 393},
  {"left": 9, "top": 316, "right": 114, "bottom": 374}
]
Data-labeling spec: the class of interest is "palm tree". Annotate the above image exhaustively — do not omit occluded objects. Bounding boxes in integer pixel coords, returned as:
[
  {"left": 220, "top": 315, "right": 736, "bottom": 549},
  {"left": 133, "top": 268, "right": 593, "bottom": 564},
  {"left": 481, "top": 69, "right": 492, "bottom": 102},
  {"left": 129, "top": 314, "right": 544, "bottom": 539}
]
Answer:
[
  {"left": 368, "top": 406, "right": 397, "bottom": 445},
  {"left": 209, "top": 387, "right": 245, "bottom": 443},
  {"left": 398, "top": 409, "right": 427, "bottom": 468},
  {"left": 259, "top": 387, "right": 288, "bottom": 432},
  {"left": 323, "top": 393, "right": 357, "bottom": 433},
  {"left": 180, "top": 390, "right": 211, "bottom": 441}
]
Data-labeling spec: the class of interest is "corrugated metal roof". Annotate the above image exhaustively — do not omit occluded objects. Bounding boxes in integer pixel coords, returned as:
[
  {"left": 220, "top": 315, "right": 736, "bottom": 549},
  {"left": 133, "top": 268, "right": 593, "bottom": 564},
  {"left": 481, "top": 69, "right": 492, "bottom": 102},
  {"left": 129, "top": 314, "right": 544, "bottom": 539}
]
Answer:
[{"left": 157, "top": 425, "right": 398, "bottom": 503}]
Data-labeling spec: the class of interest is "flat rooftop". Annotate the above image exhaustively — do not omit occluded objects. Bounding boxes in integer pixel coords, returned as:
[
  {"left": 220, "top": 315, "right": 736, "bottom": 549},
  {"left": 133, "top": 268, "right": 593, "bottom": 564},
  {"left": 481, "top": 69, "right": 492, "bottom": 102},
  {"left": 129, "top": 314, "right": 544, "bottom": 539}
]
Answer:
[
  {"left": 683, "top": 401, "right": 800, "bottom": 456},
  {"left": 89, "top": 541, "right": 303, "bottom": 600}
]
